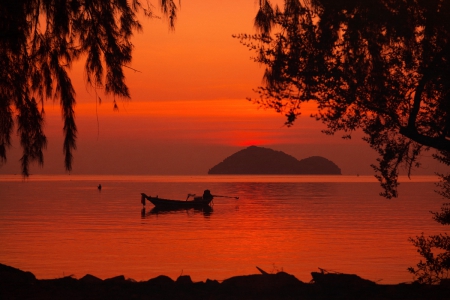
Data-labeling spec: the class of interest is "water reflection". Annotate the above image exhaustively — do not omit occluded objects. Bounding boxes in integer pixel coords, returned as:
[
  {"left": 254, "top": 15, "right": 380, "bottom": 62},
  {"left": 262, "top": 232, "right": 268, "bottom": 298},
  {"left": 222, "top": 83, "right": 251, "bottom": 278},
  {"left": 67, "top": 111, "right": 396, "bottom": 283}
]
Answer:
[
  {"left": 141, "top": 206, "right": 213, "bottom": 218},
  {"left": 0, "top": 176, "right": 444, "bottom": 284},
  {"left": 222, "top": 181, "right": 336, "bottom": 203}
]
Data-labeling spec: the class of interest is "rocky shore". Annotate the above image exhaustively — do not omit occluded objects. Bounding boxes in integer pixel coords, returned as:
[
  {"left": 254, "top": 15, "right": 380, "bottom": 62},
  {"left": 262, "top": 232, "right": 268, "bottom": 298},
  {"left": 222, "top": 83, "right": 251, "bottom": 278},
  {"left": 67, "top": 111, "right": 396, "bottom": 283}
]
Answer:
[{"left": 1, "top": 263, "right": 450, "bottom": 299}]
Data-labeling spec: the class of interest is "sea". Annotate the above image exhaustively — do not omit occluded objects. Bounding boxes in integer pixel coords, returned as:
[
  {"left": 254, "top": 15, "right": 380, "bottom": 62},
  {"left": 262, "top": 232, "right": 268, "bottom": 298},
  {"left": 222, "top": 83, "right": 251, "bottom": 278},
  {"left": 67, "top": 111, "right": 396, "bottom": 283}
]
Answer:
[{"left": 0, "top": 174, "right": 447, "bottom": 284}]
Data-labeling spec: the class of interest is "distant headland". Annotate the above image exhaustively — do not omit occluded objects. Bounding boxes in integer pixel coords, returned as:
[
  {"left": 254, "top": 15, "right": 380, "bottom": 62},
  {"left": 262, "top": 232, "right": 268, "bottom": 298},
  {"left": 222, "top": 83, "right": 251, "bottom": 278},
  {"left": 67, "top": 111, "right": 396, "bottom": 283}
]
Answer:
[{"left": 208, "top": 146, "right": 341, "bottom": 175}]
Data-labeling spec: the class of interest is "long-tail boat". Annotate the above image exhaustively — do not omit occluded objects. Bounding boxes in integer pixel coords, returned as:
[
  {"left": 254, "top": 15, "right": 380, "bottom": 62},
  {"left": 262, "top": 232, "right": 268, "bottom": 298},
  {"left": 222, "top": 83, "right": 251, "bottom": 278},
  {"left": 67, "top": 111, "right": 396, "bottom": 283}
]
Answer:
[
  {"left": 141, "top": 190, "right": 214, "bottom": 208},
  {"left": 141, "top": 190, "right": 239, "bottom": 209}
]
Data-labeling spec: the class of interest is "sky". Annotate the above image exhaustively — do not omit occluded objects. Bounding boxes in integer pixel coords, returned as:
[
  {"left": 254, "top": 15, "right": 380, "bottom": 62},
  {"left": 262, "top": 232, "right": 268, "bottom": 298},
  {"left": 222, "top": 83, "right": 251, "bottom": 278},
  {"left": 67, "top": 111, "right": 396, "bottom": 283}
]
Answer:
[{"left": 0, "top": 0, "right": 445, "bottom": 176}]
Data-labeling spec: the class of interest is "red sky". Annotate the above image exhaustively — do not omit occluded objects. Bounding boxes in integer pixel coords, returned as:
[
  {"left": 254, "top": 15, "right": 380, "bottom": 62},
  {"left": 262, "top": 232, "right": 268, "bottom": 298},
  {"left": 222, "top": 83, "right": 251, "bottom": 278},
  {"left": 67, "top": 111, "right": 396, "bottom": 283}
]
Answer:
[{"left": 1, "top": 1, "right": 444, "bottom": 176}]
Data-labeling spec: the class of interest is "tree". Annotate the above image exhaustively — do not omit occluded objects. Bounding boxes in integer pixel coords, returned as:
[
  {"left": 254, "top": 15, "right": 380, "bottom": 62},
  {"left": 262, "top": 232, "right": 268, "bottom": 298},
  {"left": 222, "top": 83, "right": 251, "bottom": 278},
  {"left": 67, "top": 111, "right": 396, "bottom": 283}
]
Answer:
[
  {"left": 235, "top": 0, "right": 450, "bottom": 198},
  {"left": 0, "top": 0, "right": 179, "bottom": 176},
  {"left": 408, "top": 202, "right": 450, "bottom": 284}
]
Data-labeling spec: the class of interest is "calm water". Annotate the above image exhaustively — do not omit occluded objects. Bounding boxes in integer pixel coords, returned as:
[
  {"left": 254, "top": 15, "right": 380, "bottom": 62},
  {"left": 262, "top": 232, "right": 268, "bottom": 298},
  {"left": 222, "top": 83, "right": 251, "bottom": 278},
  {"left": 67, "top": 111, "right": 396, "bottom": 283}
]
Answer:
[{"left": 0, "top": 175, "right": 446, "bottom": 284}]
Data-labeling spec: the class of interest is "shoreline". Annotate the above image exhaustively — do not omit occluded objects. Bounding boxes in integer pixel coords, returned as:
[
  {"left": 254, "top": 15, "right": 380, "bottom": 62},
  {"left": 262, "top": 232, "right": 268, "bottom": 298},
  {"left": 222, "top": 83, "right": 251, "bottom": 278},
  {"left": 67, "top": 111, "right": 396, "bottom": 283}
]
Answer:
[
  {"left": 2, "top": 263, "right": 450, "bottom": 299},
  {"left": 0, "top": 174, "right": 441, "bottom": 183}
]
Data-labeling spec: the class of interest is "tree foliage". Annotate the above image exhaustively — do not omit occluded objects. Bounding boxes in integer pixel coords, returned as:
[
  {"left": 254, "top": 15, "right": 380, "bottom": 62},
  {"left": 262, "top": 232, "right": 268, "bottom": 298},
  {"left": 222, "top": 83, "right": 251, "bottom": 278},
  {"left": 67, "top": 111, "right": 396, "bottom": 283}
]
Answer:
[
  {"left": 235, "top": 0, "right": 450, "bottom": 197},
  {"left": 408, "top": 232, "right": 450, "bottom": 284},
  {"left": 0, "top": 0, "right": 178, "bottom": 176},
  {"left": 408, "top": 201, "right": 450, "bottom": 284}
]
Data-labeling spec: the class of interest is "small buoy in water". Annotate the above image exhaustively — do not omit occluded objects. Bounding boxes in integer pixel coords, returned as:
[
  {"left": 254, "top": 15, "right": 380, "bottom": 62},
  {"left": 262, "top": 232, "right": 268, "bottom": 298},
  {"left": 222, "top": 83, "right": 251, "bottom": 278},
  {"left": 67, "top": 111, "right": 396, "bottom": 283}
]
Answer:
[{"left": 98, "top": 184, "right": 102, "bottom": 191}]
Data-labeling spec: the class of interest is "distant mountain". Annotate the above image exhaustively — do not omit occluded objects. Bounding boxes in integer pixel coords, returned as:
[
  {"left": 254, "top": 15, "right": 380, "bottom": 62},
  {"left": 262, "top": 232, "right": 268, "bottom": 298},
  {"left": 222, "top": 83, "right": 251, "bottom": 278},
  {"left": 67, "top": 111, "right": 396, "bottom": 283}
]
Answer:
[{"left": 208, "top": 146, "right": 341, "bottom": 175}]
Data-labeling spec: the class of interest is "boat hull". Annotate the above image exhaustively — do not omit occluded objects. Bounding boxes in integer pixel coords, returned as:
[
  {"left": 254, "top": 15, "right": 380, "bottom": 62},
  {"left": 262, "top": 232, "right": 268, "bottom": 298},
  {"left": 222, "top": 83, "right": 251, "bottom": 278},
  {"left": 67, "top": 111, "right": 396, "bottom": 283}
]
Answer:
[
  {"left": 141, "top": 193, "right": 213, "bottom": 208},
  {"left": 150, "top": 197, "right": 212, "bottom": 208}
]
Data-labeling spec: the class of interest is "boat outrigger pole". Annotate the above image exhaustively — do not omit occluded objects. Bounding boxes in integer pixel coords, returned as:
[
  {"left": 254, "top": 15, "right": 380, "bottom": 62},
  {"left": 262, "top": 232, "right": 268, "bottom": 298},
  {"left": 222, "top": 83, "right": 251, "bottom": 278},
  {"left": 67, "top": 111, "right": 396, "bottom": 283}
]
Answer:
[{"left": 212, "top": 195, "right": 239, "bottom": 199}]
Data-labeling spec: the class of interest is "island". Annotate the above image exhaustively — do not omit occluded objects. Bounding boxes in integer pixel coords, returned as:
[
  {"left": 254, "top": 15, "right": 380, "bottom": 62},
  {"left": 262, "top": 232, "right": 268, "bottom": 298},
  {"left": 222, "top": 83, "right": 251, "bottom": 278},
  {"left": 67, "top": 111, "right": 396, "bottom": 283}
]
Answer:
[{"left": 208, "top": 146, "right": 341, "bottom": 175}]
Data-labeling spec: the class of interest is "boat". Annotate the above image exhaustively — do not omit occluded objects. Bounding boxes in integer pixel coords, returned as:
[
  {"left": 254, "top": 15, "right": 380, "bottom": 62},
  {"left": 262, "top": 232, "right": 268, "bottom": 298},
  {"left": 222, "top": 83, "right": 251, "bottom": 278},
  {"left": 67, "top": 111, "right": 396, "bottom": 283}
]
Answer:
[{"left": 141, "top": 190, "right": 214, "bottom": 209}]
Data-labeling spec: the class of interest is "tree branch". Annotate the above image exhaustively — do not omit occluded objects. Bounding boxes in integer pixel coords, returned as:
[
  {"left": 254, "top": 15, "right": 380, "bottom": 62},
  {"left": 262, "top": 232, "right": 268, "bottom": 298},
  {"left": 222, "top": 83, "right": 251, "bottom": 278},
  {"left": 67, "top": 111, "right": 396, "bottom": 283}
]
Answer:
[
  {"left": 407, "top": 73, "right": 427, "bottom": 131},
  {"left": 399, "top": 126, "right": 450, "bottom": 151}
]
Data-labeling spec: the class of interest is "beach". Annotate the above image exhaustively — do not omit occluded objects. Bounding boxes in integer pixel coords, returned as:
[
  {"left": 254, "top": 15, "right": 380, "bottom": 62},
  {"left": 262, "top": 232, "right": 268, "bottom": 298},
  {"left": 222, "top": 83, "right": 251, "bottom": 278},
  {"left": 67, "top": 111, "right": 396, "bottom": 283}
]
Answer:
[{"left": 2, "top": 263, "right": 450, "bottom": 299}]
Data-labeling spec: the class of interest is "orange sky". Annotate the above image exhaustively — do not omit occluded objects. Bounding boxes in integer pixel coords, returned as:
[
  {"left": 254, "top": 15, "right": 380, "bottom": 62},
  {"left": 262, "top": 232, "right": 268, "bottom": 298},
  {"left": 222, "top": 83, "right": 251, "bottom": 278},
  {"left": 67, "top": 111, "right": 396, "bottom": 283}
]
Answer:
[{"left": 1, "top": 1, "right": 444, "bottom": 176}]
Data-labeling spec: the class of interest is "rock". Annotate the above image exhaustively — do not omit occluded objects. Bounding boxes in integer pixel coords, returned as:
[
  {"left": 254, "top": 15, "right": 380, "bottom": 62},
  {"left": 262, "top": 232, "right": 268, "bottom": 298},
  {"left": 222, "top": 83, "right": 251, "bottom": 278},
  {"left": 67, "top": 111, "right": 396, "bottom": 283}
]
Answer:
[
  {"left": 311, "top": 271, "right": 376, "bottom": 289},
  {"left": 79, "top": 274, "right": 103, "bottom": 284},
  {"left": 221, "top": 271, "right": 303, "bottom": 292},
  {"left": 0, "top": 263, "right": 36, "bottom": 284},
  {"left": 204, "top": 278, "right": 220, "bottom": 289},
  {"left": 311, "top": 270, "right": 379, "bottom": 299},
  {"left": 2, "top": 263, "right": 450, "bottom": 299},
  {"left": 176, "top": 275, "right": 193, "bottom": 285},
  {"left": 104, "top": 275, "right": 126, "bottom": 283},
  {"left": 147, "top": 275, "right": 175, "bottom": 288}
]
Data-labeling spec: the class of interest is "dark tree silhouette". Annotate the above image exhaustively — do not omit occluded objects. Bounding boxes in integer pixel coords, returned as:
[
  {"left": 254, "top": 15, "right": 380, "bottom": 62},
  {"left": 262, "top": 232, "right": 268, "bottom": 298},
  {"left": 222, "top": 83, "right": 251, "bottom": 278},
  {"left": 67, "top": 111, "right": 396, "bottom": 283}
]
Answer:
[
  {"left": 408, "top": 201, "right": 450, "bottom": 283},
  {"left": 0, "top": 0, "right": 178, "bottom": 176},
  {"left": 235, "top": 0, "right": 450, "bottom": 198}
]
